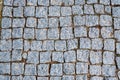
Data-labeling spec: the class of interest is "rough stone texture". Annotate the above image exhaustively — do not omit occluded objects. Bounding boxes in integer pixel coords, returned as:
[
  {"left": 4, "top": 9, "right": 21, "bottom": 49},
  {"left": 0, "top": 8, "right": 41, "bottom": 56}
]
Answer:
[
  {"left": 64, "top": 50, "right": 76, "bottom": 62},
  {"left": 90, "top": 51, "right": 102, "bottom": 64},
  {"left": 1, "top": 0, "right": 120, "bottom": 79},
  {"left": 102, "top": 65, "right": 116, "bottom": 76},
  {"left": 63, "top": 63, "right": 75, "bottom": 74},
  {"left": 100, "top": 15, "right": 112, "bottom": 26},
  {"left": 52, "top": 52, "right": 63, "bottom": 62},
  {"left": 76, "top": 62, "right": 88, "bottom": 74},
  {"left": 12, "top": 63, "right": 24, "bottom": 75},
  {"left": 38, "top": 64, "right": 49, "bottom": 76},
  {"left": 25, "top": 64, "right": 36, "bottom": 75},
  {"left": 103, "top": 51, "right": 114, "bottom": 64},
  {"left": 77, "top": 49, "right": 89, "bottom": 62},
  {"left": 90, "top": 65, "right": 102, "bottom": 75},
  {"left": 104, "top": 39, "right": 115, "bottom": 51},
  {"left": 80, "top": 38, "right": 91, "bottom": 49},
  {"left": 50, "top": 64, "right": 62, "bottom": 76}
]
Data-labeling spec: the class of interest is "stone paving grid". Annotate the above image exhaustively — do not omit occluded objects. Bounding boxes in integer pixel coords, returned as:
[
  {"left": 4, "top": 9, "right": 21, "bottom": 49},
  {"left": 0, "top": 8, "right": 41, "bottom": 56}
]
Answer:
[{"left": 1, "top": 0, "right": 120, "bottom": 80}]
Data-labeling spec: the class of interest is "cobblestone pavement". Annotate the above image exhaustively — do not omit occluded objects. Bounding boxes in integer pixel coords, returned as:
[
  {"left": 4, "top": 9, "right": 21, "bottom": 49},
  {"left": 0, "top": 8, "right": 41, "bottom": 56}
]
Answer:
[{"left": 1, "top": 0, "right": 120, "bottom": 80}]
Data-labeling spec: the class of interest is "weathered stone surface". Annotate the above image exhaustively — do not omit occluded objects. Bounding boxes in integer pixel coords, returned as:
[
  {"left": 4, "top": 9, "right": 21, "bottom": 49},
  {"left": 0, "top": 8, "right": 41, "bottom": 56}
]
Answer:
[{"left": 38, "top": 64, "right": 49, "bottom": 76}]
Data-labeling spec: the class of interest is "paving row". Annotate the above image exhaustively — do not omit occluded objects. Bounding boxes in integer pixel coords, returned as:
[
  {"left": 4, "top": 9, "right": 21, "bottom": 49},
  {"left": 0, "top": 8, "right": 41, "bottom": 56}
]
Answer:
[{"left": 1, "top": 0, "right": 120, "bottom": 80}]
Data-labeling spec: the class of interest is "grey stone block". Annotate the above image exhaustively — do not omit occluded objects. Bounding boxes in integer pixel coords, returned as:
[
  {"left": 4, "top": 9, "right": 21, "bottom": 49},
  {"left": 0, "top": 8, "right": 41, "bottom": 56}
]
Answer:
[
  {"left": 12, "top": 49, "right": 22, "bottom": 61},
  {"left": 61, "top": 27, "right": 73, "bottom": 39},
  {"left": 4, "top": 0, "right": 13, "bottom": 6},
  {"left": 40, "top": 52, "right": 51, "bottom": 63},
  {"left": 74, "top": 26, "right": 87, "bottom": 37},
  {"left": 38, "top": 18, "right": 48, "bottom": 28},
  {"left": 100, "top": 0, "right": 110, "bottom": 5},
  {"left": 24, "top": 40, "right": 30, "bottom": 51},
  {"left": 62, "top": 0, "right": 74, "bottom": 6},
  {"left": 27, "top": 0, "right": 37, "bottom": 6},
  {"left": 0, "top": 75, "right": 10, "bottom": 80},
  {"left": 38, "top": 0, "right": 49, "bottom": 6},
  {"left": 23, "top": 76, "right": 36, "bottom": 80},
  {"left": 0, "top": 51, "right": 11, "bottom": 62},
  {"left": 36, "top": 7, "right": 47, "bottom": 18},
  {"left": 26, "top": 17, "right": 36, "bottom": 27},
  {"left": 12, "top": 76, "right": 23, "bottom": 80},
  {"left": 42, "top": 40, "right": 54, "bottom": 51},
  {"left": 105, "top": 77, "right": 118, "bottom": 80},
  {"left": 25, "top": 64, "right": 36, "bottom": 75},
  {"left": 24, "top": 6, "right": 35, "bottom": 17},
  {"left": 90, "top": 65, "right": 101, "bottom": 75},
  {"left": 76, "top": 62, "right": 88, "bottom": 74},
  {"left": 89, "top": 27, "right": 99, "bottom": 38},
  {"left": 50, "top": 77, "right": 61, "bottom": 80},
  {"left": 2, "top": 6, "right": 12, "bottom": 17},
  {"left": 24, "top": 28, "right": 34, "bottom": 39},
  {"left": 50, "top": 64, "right": 62, "bottom": 76},
  {"left": 115, "top": 30, "right": 120, "bottom": 41},
  {"left": 12, "top": 63, "right": 24, "bottom": 75},
  {"left": 0, "top": 40, "right": 12, "bottom": 51},
  {"left": 94, "top": 4, "right": 104, "bottom": 14},
  {"left": 105, "top": 6, "right": 111, "bottom": 14},
  {"left": 112, "top": 7, "right": 120, "bottom": 17},
  {"left": 114, "top": 18, "right": 120, "bottom": 29},
  {"left": 84, "top": 4, "right": 94, "bottom": 14},
  {"left": 87, "top": 0, "right": 98, "bottom": 4},
  {"left": 36, "top": 29, "right": 47, "bottom": 40},
  {"left": 48, "top": 28, "right": 59, "bottom": 39},
  {"left": 86, "top": 15, "right": 99, "bottom": 26},
  {"left": 49, "top": 6, "right": 60, "bottom": 16},
  {"left": 12, "top": 28, "right": 23, "bottom": 38},
  {"left": 116, "top": 57, "right": 120, "bottom": 69},
  {"left": 101, "top": 27, "right": 113, "bottom": 38},
  {"left": 50, "top": 0, "right": 62, "bottom": 5},
  {"left": 1, "top": 29, "right": 11, "bottom": 39},
  {"left": 77, "top": 49, "right": 89, "bottom": 62},
  {"left": 2, "top": 18, "right": 11, "bottom": 28},
  {"left": 49, "top": 18, "right": 58, "bottom": 28},
  {"left": 100, "top": 15, "right": 112, "bottom": 26},
  {"left": 13, "top": 18, "right": 25, "bottom": 27},
  {"left": 13, "top": 7, "right": 23, "bottom": 17},
  {"left": 52, "top": 52, "right": 63, "bottom": 62},
  {"left": 67, "top": 39, "right": 78, "bottom": 50},
  {"left": 27, "top": 51, "right": 39, "bottom": 64},
  {"left": 60, "top": 17, "right": 72, "bottom": 26},
  {"left": 55, "top": 40, "right": 66, "bottom": 51},
  {"left": 63, "top": 63, "right": 75, "bottom": 74},
  {"left": 75, "top": 0, "right": 85, "bottom": 5},
  {"left": 72, "top": 5, "right": 83, "bottom": 15},
  {"left": 14, "top": 0, "right": 26, "bottom": 6},
  {"left": 61, "top": 7, "right": 72, "bottom": 16},
  {"left": 62, "top": 75, "right": 74, "bottom": 80},
  {"left": 90, "top": 51, "right": 102, "bottom": 64},
  {"left": 13, "top": 39, "right": 23, "bottom": 49},
  {"left": 80, "top": 38, "right": 91, "bottom": 49},
  {"left": 74, "top": 16, "right": 85, "bottom": 26},
  {"left": 76, "top": 75, "right": 87, "bottom": 80},
  {"left": 90, "top": 76, "right": 103, "bottom": 80},
  {"left": 64, "top": 50, "right": 76, "bottom": 62},
  {"left": 37, "top": 77, "right": 49, "bottom": 80},
  {"left": 103, "top": 51, "right": 114, "bottom": 64},
  {"left": 116, "top": 43, "right": 120, "bottom": 54},
  {"left": 92, "top": 38, "right": 103, "bottom": 50},
  {"left": 111, "top": 0, "right": 120, "bottom": 5},
  {"left": 0, "top": 63, "right": 10, "bottom": 74},
  {"left": 104, "top": 39, "right": 115, "bottom": 51},
  {"left": 31, "top": 41, "right": 42, "bottom": 51},
  {"left": 102, "top": 65, "right": 116, "bottom": 76},
  {"left": 38, "top": 64, "right": 49, "bottom": 76}
]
